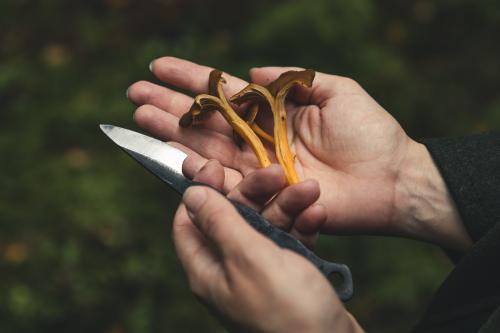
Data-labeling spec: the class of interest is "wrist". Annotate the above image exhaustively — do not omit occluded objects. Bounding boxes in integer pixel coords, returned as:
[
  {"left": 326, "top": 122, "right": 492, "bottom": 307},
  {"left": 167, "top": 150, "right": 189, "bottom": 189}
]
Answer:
[
  {"left": 393, "top": 140, "right": 472, "bottom": 252},
  {"left": 342, "top": 312, "right": 365, "bottom": 333}
]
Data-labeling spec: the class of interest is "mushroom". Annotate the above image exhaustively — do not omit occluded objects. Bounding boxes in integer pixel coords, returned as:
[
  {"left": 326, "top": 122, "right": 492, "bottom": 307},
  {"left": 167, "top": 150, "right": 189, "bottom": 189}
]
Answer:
[
  {"left": 179, "top": 70, "right": 271, "bottom": 168},
  {"left": 230, "top": 69, "right": 315, "bottom": 184}
]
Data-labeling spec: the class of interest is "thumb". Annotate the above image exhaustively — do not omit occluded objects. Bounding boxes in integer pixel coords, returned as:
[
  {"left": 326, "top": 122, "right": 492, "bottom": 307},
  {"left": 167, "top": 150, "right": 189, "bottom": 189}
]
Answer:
[
  {"left": 183, "top": 186, "right": 267, "bottom": 258},
  {"left": 249, "top": 66, "right": 305, "bottom": 86},
  {"left": 249, "top": 66, "right": 318, "bottom": 105},
  {"left": 250, "top": 66, "right": 359, "bottom": 105}
]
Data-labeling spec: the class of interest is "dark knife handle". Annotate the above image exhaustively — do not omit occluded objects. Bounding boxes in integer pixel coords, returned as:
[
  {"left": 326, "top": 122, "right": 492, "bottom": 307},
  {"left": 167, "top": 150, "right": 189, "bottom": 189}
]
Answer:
[{"left": 231, "top": 200, "right": 353, "bottom": 301}]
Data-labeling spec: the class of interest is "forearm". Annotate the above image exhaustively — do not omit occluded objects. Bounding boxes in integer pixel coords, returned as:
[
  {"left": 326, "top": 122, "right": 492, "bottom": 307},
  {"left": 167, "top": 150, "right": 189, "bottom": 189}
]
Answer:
[{"left": 394, "top": 140, "right": 473, "bottom": 252}]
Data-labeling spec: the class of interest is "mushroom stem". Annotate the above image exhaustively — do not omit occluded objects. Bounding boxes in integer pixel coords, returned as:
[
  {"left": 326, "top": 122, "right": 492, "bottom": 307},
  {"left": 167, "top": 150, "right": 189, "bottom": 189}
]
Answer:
[
  {"left": 271, "top": 99, "right": 299, "bottom": 184},
  {"left": 244, "top": 104, "right": 274, "bottom": 144},
  {"left": 251, "top": 123, "right": 274, "bottom": 144}
]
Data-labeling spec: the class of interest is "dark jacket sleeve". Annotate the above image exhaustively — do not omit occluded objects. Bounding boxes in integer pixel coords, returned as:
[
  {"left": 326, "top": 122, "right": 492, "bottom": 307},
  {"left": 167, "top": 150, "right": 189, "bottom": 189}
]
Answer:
[
  {"left": 421, "top": 131, "right": 500, "bottom": 242},
  {"left": 412, "top": 131, "right": 500, "bottom": 333}
]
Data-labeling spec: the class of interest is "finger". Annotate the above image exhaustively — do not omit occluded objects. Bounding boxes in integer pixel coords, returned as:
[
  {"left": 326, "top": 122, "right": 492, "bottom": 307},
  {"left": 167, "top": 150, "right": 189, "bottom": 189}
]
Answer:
[
  {"left": 133, "top": 104, "right": 245, "bottom": 169},
  {"left": 151, "top": 57, "right": 248, "bottom": 98},
  {"left": 127, "top": 80, "right": 192, "bottom": 115},
  {"left": 183, "top": 186, "right": 271, "bottom": 260},
  {"left": 290, "top": 204, "right": 327, "bottom": 249},
  {"left": 261, "top": 179, "right": 321, "bottom": 231},
  {"left": 293, "top": 203, "right": 328, "bottom": 234},
  {"left": 127, "top": 80, "right": 234, "bottom": 136},
  {"left": 227, "top": 164, "right": 286, "bottom": 211},
  {"left": 290, "top": 229, "right": 319, "bottom": 250},
  {"left": 191, "top": 159, "right": 225, "bottom": 191},
  {"left": 178, "top": 147, "right": 243, "bottom": 193},
  {"left": 250, "top": 66, "right": 305, "bottom": 86},
  {"left": 181, "top": 151, "right": 210, "bottom": 179},
  {"left": 250, "top": 67, "right": 361, "bottom": 105},
  {"left": 172, "top": 204, "right": 222, "bottom": 295}
]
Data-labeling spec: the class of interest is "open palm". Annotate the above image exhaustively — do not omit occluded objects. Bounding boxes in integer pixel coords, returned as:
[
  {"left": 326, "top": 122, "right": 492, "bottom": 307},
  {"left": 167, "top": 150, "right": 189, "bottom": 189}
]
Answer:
[{"left": 128, "top": 57, "right": 414, "bottom": 236}]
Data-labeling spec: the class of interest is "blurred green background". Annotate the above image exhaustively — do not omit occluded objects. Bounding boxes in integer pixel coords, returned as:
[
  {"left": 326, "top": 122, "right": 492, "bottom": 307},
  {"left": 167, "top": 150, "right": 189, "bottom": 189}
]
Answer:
[{"left": 1, "top": 0, "right": 499, "bottom": 332}]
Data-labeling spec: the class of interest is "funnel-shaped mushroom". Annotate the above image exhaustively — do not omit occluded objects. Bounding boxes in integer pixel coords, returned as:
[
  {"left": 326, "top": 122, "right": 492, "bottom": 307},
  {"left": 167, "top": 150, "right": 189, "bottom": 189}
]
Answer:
[
  {"left": 230, "top": 69, "right": 315, "bottom": 184},
  {"left": 179, "top": 70, "right": 271, "bottom": 168}
]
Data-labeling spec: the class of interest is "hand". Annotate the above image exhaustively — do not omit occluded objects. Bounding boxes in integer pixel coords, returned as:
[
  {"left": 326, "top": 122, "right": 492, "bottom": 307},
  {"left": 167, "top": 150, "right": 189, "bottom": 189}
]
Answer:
[
  {"left": 128, "top": 57, "right": 471, "bottom": 251},
  {"left": 173, "top": 185, "right": 364, "bottom": 333}
]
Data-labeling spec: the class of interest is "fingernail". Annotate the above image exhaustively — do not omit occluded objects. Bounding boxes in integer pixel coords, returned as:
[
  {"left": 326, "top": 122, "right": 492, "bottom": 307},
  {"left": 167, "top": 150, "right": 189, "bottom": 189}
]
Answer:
[
  {"left": 149, "top": 60, "right": 155, "bottom": 72},
  {"left": 125, "top": 87, "right": 130, "bottom": 99},
  {"left": 183, "top": 187, "right": 207, "bottom": 218}
]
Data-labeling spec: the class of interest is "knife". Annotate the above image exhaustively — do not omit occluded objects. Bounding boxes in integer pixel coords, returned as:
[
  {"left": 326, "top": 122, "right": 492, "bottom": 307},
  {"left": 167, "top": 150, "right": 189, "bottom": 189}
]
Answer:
[{"left": 100, "top": 124, "right": 353, "bottom": 301}]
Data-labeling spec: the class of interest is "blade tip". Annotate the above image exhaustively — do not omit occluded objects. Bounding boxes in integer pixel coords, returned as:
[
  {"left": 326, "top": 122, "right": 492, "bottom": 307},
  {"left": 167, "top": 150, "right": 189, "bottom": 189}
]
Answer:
[{"left": 99, "top": 124, "right": 114, "bottom": 133}]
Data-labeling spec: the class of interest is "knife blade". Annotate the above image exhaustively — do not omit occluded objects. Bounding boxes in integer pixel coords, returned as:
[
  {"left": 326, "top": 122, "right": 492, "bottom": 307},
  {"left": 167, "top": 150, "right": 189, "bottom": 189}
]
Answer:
[{"left": 100, "top": 124, "right": 353, "bottom": 301}]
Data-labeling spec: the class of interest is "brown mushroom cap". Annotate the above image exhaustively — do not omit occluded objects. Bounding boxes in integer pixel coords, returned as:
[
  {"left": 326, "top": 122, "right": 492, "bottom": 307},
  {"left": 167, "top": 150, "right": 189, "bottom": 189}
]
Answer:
[
  {"left": 179, "top": 95, "right": 221, "bottom": 127},
  {"left": 268, "top": 69, "right": 315, "bottom": 97},
  {"left": 179, "top": 69, "right": 228, "bottom": 128}
]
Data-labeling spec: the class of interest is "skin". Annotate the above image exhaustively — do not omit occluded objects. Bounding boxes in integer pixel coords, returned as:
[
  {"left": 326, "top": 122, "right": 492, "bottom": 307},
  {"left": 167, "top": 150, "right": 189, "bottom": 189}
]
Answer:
[{"left": 127, "top": 57, "right": 474, "bottom": 332}]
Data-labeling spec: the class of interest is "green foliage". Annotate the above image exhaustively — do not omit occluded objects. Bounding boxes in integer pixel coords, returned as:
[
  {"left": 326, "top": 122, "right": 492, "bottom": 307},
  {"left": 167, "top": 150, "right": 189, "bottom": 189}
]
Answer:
[{"left": 1, "top": 0, "right": 499, "bottom": 332}]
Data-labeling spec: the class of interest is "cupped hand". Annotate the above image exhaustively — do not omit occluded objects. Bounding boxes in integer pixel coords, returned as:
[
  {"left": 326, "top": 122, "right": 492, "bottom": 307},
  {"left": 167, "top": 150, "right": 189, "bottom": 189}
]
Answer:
[
  {"left": 127, "top": 57, "right": 410, "bottom": 236},
  {"left": 173, "top": 185, "right": 363, "bottom": 333}
]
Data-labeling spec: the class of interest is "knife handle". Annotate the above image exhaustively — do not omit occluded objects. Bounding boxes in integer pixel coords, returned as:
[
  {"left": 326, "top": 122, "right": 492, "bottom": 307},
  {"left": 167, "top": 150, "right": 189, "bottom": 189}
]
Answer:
[{"left": 230, "top": 199, "right": 353, "bottom": 302}]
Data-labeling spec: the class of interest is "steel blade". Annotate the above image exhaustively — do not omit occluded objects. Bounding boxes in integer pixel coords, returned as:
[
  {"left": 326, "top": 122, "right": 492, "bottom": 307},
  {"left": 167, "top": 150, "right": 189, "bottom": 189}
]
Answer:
[{"left": 100, "top": 124, "right": 191, "bottom": 194}]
